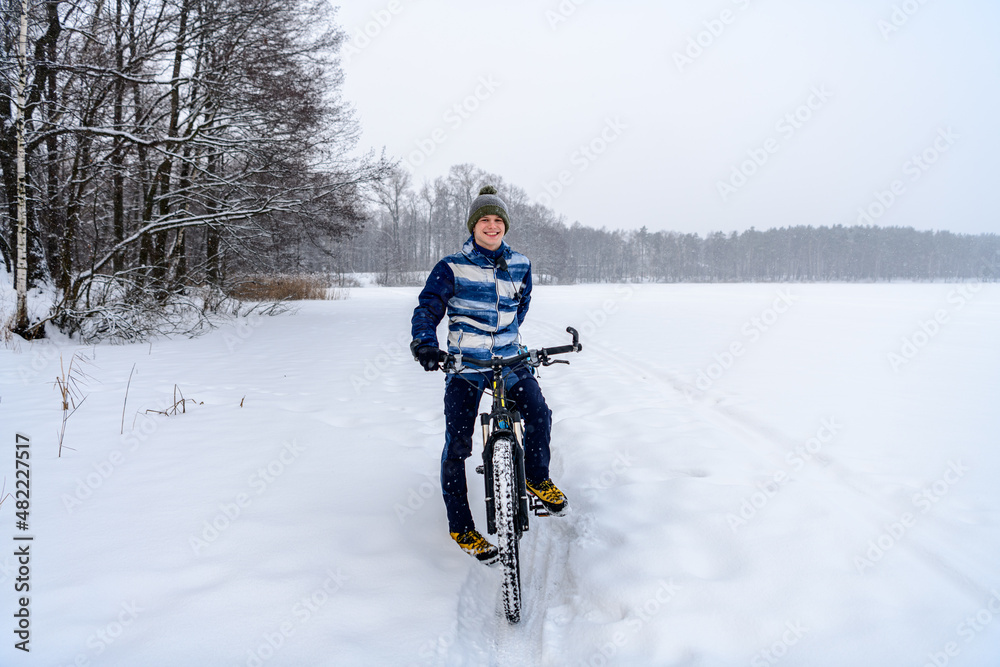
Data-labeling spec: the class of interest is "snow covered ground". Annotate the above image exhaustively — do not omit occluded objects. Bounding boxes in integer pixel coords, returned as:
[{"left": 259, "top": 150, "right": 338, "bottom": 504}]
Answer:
[{"left": 1, "top": 282, "right": 999, "bottom": 666}]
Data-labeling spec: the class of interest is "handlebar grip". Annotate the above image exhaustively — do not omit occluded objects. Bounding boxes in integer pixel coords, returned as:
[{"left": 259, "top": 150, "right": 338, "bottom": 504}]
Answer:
[
  {"left": 543, "top": 344, "right": 576, "bottom": 356},
  {"left": 566, "top": 326, "right": 579, "bottom": 346}
]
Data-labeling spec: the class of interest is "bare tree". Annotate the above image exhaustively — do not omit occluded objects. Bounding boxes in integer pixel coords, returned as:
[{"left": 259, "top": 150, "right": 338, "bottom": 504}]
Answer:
[{"left": 370, "top": 165, "right": 411, "bottom": 283}]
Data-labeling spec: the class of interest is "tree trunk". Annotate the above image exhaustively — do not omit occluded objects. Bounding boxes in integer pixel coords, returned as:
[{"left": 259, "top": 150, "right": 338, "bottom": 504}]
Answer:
[
  {"left": 205, "top": 150, "right": 221, "bottom": 284},
  {"left": 41, "top": 1, "right": 63, "bottom": 283},
  {"left": 14, "top": 0, "right": 30, "bottom": 332},
  {"left": 112, "top": 0, "right": 126, "bottom": 274},
  {"left": 151, "top": 0, "right": 191, "bottom": 287}
]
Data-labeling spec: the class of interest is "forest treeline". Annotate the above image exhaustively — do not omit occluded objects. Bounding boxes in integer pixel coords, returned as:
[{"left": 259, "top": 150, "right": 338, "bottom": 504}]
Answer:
[{"left": 337, "top": 164, "right": 999, "bottom": 285}]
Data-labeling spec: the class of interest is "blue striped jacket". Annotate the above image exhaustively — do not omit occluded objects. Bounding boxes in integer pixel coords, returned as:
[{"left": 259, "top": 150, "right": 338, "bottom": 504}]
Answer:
[{"left": 411, "top": 237, "right": 532, "bottom": 367}]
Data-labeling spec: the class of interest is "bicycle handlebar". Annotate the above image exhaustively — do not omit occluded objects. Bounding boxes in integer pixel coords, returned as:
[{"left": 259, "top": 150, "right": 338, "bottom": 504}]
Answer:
[{"left": 440, "top": 327, "right": 582, "bottom": 371}]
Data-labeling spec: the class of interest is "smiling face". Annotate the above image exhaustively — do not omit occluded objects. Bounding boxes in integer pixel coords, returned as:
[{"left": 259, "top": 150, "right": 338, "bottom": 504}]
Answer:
[{"left": 473, "top": 214, "right": 506, "bottom": 251}]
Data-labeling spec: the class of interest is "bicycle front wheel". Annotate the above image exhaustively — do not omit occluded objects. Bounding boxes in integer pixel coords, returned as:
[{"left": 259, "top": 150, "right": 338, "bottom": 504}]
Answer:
[{"left": 492, "top": 436, "right": 521, "bottom": 623}]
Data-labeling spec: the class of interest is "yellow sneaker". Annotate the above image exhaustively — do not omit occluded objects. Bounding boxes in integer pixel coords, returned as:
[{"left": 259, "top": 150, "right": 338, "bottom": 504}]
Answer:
[
  {"left": 526, "top": 478, "right": 568, "bottom": 516},
  {"left": 450, "top": 529, "right": 499, "bottom": 564}
]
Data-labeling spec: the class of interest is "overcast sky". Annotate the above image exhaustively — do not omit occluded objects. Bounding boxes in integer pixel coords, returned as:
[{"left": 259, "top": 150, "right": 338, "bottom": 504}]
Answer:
[{"left": 334, "top": 1, "right": 1000, "bottom": 236}]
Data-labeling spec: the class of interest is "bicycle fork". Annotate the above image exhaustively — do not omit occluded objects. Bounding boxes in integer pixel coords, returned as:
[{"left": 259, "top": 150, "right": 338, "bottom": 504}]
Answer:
[{"left": 480, "top": 412, "right": 530, "bottom": 536}]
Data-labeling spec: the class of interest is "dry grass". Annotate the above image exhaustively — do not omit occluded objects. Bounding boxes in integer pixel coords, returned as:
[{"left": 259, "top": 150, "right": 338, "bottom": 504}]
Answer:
[
  {"left": 54, "top": 351, "right": 94, "bottom": 457},
  {"left": 227, "top": 274, "right": 346, "bottom": 301},
  {"left": 144, "top": 384, "right": 202, "bottom": 416}
]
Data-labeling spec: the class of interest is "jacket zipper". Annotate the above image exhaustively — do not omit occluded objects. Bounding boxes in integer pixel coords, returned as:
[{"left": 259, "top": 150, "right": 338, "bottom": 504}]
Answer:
[{"left": 491, "top": 264, "right": 500, "bottom": 352}]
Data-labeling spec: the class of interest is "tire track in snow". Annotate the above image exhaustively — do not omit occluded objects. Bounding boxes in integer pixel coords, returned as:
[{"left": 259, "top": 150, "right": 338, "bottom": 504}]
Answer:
[
  {"left": 503, "top": 512, "right": 584, "bottom": 666},
  {"left": 442, "top": 563, "right": 497, "bottom": 666},
  {"left": 438, "top": 511, "right": 593, "bottom": 666}
]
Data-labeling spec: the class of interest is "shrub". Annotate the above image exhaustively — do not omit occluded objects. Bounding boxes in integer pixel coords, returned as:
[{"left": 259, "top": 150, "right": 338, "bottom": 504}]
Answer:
[{"left": 227, "top": 274, "right": 344, "bottom": 301}]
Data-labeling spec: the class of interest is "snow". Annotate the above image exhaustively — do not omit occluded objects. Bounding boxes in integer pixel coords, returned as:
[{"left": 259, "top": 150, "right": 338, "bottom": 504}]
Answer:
[{"left": 1, "top": 282, "right": 999, "bottom": 666}]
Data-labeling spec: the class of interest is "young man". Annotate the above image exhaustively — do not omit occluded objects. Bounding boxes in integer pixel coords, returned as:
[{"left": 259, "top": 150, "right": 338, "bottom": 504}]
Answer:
[{"left": 410, "top": 185, "right": 568, "bottom": 563}]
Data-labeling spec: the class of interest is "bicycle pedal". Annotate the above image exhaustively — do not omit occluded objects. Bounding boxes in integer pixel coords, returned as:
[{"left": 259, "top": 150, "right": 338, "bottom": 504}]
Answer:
[
  {"left": 475, "top": 465, "right": 484, "bottom": 475},
  {"left": 528, "top": 494, "right": 551, "bottom": 517}
]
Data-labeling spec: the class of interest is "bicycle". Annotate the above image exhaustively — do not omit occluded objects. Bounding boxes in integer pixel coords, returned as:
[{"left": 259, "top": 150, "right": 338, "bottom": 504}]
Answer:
[{"left": 439, "top": 327, "right": 582, "bottom": 624}]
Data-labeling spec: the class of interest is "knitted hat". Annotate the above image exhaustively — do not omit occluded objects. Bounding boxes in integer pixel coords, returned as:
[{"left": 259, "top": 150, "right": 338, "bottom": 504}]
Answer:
[{"left": 466, "top": 185, "right": 510, "bottom": 235}]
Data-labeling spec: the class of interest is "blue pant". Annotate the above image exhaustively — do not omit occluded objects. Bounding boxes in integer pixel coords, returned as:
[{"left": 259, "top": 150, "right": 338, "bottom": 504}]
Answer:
[{"left": 441, "top": 366, "right": 552, "bottom": 534}]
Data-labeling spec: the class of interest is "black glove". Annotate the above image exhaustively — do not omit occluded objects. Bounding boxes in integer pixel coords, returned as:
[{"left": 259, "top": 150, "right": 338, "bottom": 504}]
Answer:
[{"left": 414, "top": 344, "right": 442, "bottom": 372}]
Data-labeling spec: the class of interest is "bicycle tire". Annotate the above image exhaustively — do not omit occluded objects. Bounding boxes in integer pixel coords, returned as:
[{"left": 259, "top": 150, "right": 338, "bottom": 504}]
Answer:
[{"left": 492, "top": 436, "right": 521, "bottom": 624}]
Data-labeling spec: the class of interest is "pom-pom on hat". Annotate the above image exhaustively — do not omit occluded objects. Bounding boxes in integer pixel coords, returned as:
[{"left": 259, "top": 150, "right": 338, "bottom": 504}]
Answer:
[{"left": 466, "top": 185, "right": 510, "bottom": 235}]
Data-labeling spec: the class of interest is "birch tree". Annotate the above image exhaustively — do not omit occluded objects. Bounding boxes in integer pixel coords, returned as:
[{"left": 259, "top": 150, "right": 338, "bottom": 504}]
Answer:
[{"left": 12, "top": 0, "right": 28, "bottom": 333}]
